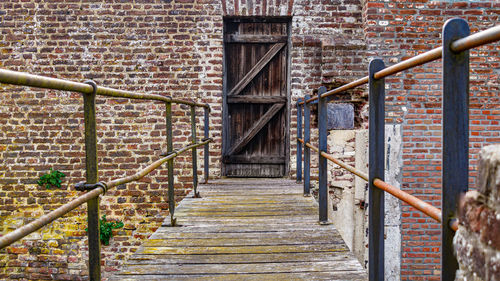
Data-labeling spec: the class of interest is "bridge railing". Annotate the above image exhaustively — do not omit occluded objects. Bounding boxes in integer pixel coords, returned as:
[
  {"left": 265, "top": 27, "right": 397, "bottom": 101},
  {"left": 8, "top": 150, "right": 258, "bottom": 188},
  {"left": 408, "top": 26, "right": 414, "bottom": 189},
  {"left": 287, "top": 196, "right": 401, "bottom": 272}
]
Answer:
[
  {"left": 295, "top": 18, "right": 500, "bottom": 281},
  {"left": 0, "top": 69, "right": 212, "bottom": 280}
]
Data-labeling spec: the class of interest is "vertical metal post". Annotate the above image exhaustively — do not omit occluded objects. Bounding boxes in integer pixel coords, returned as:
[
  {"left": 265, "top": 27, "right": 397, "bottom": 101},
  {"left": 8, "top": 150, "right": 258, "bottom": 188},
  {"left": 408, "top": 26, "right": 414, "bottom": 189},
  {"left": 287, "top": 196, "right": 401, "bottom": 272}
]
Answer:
[
  {"left": 368, "top": 59, "right": 385, "bottom": 281},
  {"left": 296, "top": 99, "right": 303, "bottom": 183},
  {"left": 166, "top": 102, "right": 176, "bottom": 226},
  {"left": 83, "top": 80, "right": 100, "bottom": 281},
  {"left": 203, "top": 106, "right": 210, "bottom": 184},
  {"left": 191, "top": 105, "right": 200, "bottom": 198},
  {"left": 442, "top": 18, "right": 469, "bottom": 281},
  {"left": 317, "top": 86, "right": 329, "bottom": 224},
  {"left": 303, "top": 95, "right": 311, "bottom": 196}
]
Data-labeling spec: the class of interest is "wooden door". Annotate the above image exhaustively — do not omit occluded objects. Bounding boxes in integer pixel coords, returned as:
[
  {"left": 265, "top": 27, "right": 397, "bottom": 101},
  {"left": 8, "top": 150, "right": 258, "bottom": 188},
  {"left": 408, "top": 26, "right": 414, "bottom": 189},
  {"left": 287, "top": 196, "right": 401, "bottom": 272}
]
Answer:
[{"left": 222, "top": 17, "right": 290, "bottom": 177}]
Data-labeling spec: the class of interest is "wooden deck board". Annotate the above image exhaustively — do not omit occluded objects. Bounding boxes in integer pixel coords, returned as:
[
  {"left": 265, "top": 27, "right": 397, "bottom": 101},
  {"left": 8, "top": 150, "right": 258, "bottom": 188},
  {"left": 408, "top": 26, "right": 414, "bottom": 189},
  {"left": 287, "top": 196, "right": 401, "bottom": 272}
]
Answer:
[{"left": 111, "top": 179, "right": 367, "bottom": 280}]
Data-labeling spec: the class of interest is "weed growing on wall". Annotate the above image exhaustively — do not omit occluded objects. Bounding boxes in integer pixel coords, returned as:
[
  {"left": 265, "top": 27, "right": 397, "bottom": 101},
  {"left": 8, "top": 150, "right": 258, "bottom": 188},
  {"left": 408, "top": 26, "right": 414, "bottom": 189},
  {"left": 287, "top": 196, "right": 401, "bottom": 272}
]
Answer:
[
  {"left": 85, "top": 215, "right": 124, "bottom": 245},
  {"left": 37, "top": 169, "right": 66, "bottom": 189}
]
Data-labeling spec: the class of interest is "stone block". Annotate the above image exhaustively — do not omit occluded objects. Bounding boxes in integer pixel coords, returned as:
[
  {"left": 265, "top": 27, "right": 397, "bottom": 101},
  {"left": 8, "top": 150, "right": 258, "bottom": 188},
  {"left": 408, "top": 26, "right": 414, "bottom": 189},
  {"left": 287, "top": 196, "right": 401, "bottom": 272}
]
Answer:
[
  {"left": 327, "top": 103, "right": 354, "bottom": 130},
  {"left": 455, "top": 144, "right": 500, "bottom": 281},
  {"left": 478, "top": 144, "right": 500, "bottom": 204}
]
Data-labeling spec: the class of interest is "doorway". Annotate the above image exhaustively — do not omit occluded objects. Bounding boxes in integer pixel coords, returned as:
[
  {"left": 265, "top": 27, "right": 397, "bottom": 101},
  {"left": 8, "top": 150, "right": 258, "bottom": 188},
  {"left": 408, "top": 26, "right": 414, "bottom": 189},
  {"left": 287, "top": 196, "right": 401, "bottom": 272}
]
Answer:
[{"left": 222, "top": 17, "right": 291, "bottom": 177}]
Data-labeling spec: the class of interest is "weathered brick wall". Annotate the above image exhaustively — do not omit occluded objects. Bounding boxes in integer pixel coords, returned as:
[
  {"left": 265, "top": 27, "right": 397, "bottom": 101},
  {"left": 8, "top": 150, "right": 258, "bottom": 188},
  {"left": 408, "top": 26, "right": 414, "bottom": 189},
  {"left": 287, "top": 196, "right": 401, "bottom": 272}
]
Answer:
[
  {"left": 454, "top": 144, "right": 500, "bottom": 281},
  {"left": 290, "top": 0, "right": 367, "bottom": 181},
  {"left": 0, "top": 0, "right": 223, "bottom": 279},
  {"left": 362, "top": 1, "right": 500, "bottom": 279}
]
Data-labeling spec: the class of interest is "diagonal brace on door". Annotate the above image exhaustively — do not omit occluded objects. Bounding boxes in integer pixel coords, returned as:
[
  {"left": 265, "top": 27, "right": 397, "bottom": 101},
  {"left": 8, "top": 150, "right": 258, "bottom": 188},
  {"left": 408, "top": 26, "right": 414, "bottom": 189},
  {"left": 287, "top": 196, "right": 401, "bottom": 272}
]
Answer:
[
  {"left": 227, "top": 103, "right": 284, "bottom": 155},
  {"left": 228, "top": 43, "right": 286, "bottom": 96}
]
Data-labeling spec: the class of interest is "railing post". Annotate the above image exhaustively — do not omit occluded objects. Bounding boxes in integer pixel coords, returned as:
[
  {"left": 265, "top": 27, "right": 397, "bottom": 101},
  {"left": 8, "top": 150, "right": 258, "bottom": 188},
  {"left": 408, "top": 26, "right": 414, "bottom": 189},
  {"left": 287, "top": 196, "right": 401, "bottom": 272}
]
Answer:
[
  {"left": 191, "top": 105, "right": 200, "bottom": 198},
  {"left": 442, "top": 18, "right": 469, "bottom": 281},
  {"left": 83, "top": 81, "right": 100, "bottom": 281},
  {"left": 166, "top": 101, "right": 176, "bottom": 226},
  {"left": 317, "top": 86, "right": 329, "bottom": 224},
  {"left": 203, "top": 106, "right": 210, "bottom": 184},
  {"left": 368, "top": 59, "right": 385, "bottom": 281},
  {"left": 296, "top": 99, "right": 303, "bottom": 183},
  {"left": 303, "top": 95, "right": 311, "bottom": 196}
]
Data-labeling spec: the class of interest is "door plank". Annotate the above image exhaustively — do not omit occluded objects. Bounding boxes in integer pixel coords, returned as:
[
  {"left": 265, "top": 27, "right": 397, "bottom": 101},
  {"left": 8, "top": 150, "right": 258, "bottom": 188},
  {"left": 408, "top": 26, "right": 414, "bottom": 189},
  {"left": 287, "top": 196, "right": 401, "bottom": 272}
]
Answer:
[
  {"left": 227, "top": 95, "right": 286, "bottom": 104},
  {"left": 224, "top": 34, "right": 288, "bottom": 43},
  {"left": 223, "top": 155, "right": 285, "bottom": 164},
  {"left": 228, "top": 43, "right": 285, "bottom": 96},
  {"left": 227, "top": 103, "right": 284, "bottom": 155}
]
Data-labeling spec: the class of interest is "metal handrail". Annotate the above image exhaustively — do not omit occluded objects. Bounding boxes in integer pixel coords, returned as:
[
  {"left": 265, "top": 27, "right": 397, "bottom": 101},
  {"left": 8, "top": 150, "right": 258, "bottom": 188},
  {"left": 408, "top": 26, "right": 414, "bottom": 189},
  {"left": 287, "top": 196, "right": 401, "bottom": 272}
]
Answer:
[
  {"left": 297, "top": 138, "right": 453, "bottom": 230},
  {"left": 0, "top": 68, "right": 209, "bottom": 108},
  {"left": 0, "top": 69, "right": 212, "bottom": 279},
  {"left": 299, "top": 24, "right": 500, "bottom": 105},
  {"left": 296, "top": 19, "right": 498, "bottom": 280},
  {"left": 0, "top": 139, "right": 212, "bottom": 249},
  {"left": 298, "top": 138, "right": 368, "bottom": 180},
  {"left": 106, "top": 139, "right": 211, "bottom": 188}
]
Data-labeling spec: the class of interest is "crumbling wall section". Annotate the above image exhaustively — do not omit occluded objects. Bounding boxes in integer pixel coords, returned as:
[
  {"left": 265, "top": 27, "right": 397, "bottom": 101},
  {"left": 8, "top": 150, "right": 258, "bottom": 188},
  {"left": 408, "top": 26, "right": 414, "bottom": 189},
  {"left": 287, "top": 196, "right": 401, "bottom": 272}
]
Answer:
[{"left": 454, "top": 145, "right": 500, "bottom": 281}]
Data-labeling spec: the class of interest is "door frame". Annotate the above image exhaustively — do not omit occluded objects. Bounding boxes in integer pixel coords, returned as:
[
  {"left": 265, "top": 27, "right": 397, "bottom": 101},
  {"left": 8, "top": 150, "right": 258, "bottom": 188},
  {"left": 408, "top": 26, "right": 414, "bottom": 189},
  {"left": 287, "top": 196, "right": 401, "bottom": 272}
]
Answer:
[{"left": 221, "top": 16, "right": 292, "bottom": 177}]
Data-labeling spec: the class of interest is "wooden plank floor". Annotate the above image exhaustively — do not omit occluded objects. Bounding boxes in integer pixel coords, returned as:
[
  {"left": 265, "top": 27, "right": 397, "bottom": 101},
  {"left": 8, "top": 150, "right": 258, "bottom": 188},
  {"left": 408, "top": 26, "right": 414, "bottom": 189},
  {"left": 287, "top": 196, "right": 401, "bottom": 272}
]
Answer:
[{"left": 111, "top": 179, "right": 367, "bottom": 280}]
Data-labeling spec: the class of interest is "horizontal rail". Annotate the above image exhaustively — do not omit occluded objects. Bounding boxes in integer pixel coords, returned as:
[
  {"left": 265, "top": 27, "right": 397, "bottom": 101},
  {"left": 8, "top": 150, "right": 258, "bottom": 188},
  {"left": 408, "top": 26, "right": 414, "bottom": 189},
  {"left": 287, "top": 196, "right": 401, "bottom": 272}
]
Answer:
[
  {"left": 107, "top": 139, "right": 211, "bottom": 188},
  {"left": 298, "top": 138, "right": 368, "bottom": 180},
  {"left": 297, "top": 137, "right": 459, "bottom": 231},
  {"left": 0, "top": 68, "right": 209, "bottom": 108},
  {"left": 373, "top": 47, "right": 442, "bottom": 80},
  {"left": 300, "top": 24, "right": 500, "bottom": 105},
  {"left": 372, "top": 178, "right": 442, "bottom": 223},
  {"left": 0, "top": 139, "right": 212, "bottom": 249},
  {"left": 450, "top": 219, "right": 459, "bottom": 232},
  {"left": 451, "top": 24, "right": 500, "bottom": 53},
  {"left": 299, "top": 77, "right": 369, "bottom": 105},
  {"left": 0, "top": 187, "right": 103, "bottom": 249},
  {"left": 297, "top": 138, "right": 318, "bottom": 152}
]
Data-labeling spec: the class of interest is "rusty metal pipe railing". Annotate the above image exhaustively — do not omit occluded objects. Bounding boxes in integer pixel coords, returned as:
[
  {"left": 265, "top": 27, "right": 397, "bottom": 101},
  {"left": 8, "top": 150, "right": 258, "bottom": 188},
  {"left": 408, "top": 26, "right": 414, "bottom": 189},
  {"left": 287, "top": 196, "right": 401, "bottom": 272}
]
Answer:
[
  {"left": 0, "top": 68, "right": 209, "bottom": 108},
  {"left": 296, "top": 137, "right": 461, "bottom": 232},
  {"left": 107, "top": 139, "right": 211, "bottom": 189},
  {"left": 0, "top": 187, "right": 103, "bottom": 250},
  {"left": 373, "top": 47, "right": 442, "bottom": 80},
  {"left": 450, "top": 219, "right": 459, "bottom": 232},
  {"left": 298, "top": 138, "right": 317, "bottom": 152},
  {"left": 0, "top": 139, "right": 212, "bottom": 250},
  {"left": 299, "top": 76, "right": 369, "bottom": 105},
  {"left": 451, "top": 24, "right": 500, "bottom": 53},
  {"left": 295, "top": 19, "right": 495, "bottom": 280},
  {"left": 298, "top": 138, "right": 368, "bottom": 180},
  {"left": 0, "top": 56, "right": 212, "bottom": 279},
  {"left": 373, "top": 178, "right": 442, "bottom": 223},
  {"left": 321, "top": 151, "right": 368, "bottom": 181},
  {"left": 300, "top": 24, "right": 500, "bottom": 105}
]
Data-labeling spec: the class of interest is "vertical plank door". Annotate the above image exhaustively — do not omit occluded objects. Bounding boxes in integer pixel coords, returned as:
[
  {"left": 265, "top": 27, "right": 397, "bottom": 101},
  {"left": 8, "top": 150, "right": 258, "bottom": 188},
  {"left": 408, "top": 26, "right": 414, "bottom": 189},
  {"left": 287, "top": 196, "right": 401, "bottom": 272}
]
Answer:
[{"left": 223, "top": 17, "right": 290, "bottom": 177}]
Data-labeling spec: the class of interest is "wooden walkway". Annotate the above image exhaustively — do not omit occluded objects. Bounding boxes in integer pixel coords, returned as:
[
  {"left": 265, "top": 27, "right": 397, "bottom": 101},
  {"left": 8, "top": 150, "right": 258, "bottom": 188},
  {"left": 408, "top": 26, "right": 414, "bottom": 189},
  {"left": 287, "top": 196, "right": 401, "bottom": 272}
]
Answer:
[{"left": 111, "top": 179, "right": 367, "bottom": 280}]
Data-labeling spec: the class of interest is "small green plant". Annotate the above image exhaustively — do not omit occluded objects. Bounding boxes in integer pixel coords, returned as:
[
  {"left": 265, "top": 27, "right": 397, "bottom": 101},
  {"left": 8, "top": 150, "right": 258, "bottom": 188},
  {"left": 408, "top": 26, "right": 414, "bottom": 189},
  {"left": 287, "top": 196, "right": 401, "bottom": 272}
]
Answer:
[
  {"left": 37, "top": 169, "right": 66, "bottom": 189},
  {"left": 86, "top": 215, "right": 124, "bottom": 246}
]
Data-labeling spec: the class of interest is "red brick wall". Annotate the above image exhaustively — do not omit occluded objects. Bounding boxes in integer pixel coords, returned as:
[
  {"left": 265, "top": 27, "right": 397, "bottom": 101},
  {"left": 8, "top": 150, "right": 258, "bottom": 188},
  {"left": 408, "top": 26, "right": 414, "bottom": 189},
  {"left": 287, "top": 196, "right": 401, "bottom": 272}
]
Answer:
[{"left": 363, "top": 1, "right": 500, "bottom": 279}]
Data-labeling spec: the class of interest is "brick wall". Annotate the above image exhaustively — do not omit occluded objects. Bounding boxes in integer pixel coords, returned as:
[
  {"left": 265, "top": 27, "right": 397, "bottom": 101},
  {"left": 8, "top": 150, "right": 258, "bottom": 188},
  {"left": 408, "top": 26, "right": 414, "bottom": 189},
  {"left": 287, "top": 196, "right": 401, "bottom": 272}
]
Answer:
[
  {"left": 0, "top": 0, "right": 223, "bottom": 279},
  {"left": 290, "top": 0, "right": 367, "bottom": 181}
]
